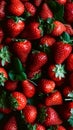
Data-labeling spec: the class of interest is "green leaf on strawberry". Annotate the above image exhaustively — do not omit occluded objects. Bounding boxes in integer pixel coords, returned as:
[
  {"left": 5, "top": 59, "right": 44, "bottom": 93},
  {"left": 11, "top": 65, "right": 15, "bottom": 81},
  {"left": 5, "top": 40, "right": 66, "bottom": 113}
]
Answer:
[
  {"left": 68, "top": 108, "right": 73, "bottom": 127},
  {"left": 60, "top": 32, "right": 71, "bottom": 43},
  {"left": 47, "top": 126, "right": 55, "bottom": 130},
  {"left": 27, "top": 124, "right": 36, "bottom": 130}
]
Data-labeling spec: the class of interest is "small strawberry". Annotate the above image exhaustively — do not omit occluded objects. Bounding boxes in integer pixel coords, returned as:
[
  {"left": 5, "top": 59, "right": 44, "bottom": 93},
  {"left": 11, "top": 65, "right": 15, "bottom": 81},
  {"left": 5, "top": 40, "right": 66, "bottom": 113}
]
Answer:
[
  {"left": 13, "top": 39, "right": 31, "bottom": 63},
  {"left": 33, "top": 0, "right": 42, "bottom": 7},
  {"left": 0, "top": 67, "right": 8, "bottom": 86},
  {"left": 6, "top": 16, "right": 25, "bottom": 38},
  {"left": 69, "top": 73, "right": 73, "bottom": 88},
  {"left": 38, "top": 106, "right": 62, "bottom": 126},
  {"left": 51, "top": 21, "right": 66, "bottom": 36},
  {"left": 64, "top": 2, "right": 73, "bottom": 23},
  {"left": 53, "top": 41, "right": 72, "bottom": 64},
  {"left": 27, "top": 123, "right": 46, "bottom": 130},
  {"left": 4, "top": 116, "right": 18, "bottom": 130},
  {"left": 0, "top": 0, "right": 6, "bottom": 20},
  {"left": 0, "top": 27, "right": 4, "bottom": 43},
  {"left": 38, "top": 79, "right": 55, "bottom": 94},
  {"left": 22, "top": 104, "right": 37, "bottom": 123},
  {"left": 5, "top": 80, "right": 18, "bottom": 91},
  {"left": 65, "top": 24, "right": 73, "bottom": 36},
  {"left": 10, "top": 91, "right": 27, "bottom": 110},
  {"left": 21, "top": 80, "right": 36, "bottom": 98},
  {"left": 66, "top": 54, "right": 73, "bottom": 71},
  {"left": 39, "top": 3, "right": 53, "bottom": 20},
  {"left": 45, "top": 90, "right": 63, "bottom": 106},
  {"left": 56, "top": 0, "right": 67, "bottom": 5},
  {"left": 7, "top": 0, "right": 25, "bottom": 16}
]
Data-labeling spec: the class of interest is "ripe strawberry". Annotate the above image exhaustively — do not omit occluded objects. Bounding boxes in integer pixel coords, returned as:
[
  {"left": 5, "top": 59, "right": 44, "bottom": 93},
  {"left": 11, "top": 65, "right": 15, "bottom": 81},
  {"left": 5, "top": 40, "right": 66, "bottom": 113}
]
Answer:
[
  {"left": 0, "top": 27, "right": 4, "bottom": 43},
  {"left": 64, "top": 2, "right": 73, "bottom": 23},
  {"left": 39, "top": 3, "right": 53, "bottom": 20},
  {"left": 22, "top": 105, "right": 37, "bottom": 123},
  {"left": 4, "top": 116, "right": 18, "bottom": 130},
  {"left": 66, "top": 54, "right": 73, "bottom": 71},
  {"left": 27, "top": 51, "right": 48, "bottom": 72},
  {"left": 51, "top": 21, "right": 66, "bottom": 36},
  {"left": 10, "top": 91, "right": 27, "bottom": 110},
  {"left": 69, "top": 73, "right": 73, "bottom": 88},
  {"left": 53, "top": 41, "right": 72, "bottom": 64},
  {"left": 65, "top": 24, "right": 73, "bottom": 36},
  {"left": 5, "top": 80, "right": 18, "bottom": 91},
  {"left": 62, "top": 86, "right": 72, "bottom": 97},
  {"left": 13, "top": 39, "right": 31, "bottom": 63},
  {"left": 7, "top": 0, "right": 25, "bottom": 16},
  {"left": 24, "top": 2, "right": 36, "bottom": 16},
  {"left": 0, "top": 0, "right": 6, "bottom": 20},
  {"left": 56, "top": 0, "right": 67, "bottom": 5},
  {"left": 6, "top": 17, "right": 25, "bottom": 38},
  {"left": 48, "top": 64, "right": 66, "bottom": 85},
  {"left": 45, "top": 90, "right": 63, "bottom": 106},
  {"left": 38, "top": 106, "right": 62, "bottom": 126},
  {"left": 27, "top": 123, "right": 46, "bottom": 130},
  {"left": 21, "top": 80, "right": 36, "bottom": 98},
  {"left": 38, "top": 79, "right": 55, "bottom": 94},
  {"left": 33, "top": 0, "right": 42, "bottom": 7},
  {"left": 0, "top": 67, "right": 8, "bottom": 86}
]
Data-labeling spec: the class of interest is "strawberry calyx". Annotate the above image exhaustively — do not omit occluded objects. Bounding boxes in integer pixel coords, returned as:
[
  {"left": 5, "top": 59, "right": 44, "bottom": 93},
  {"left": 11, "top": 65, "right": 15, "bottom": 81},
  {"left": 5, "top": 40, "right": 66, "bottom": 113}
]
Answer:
[
  {"left": 23, "top": 11, "right": 31, "bottom": 20},
  {"left": 65, "top": 91, "right": 73, "bottom": 101},
  {"left": 27, "top": 124, "right": 36, "bottom": 130},
  {"left": 9, "top": 94, "right": 18, "bottom": 110},
  {"left": 0, "top": 73, "right": 7, "bottom": 86},
  {"left": 39, "top": 44, "right": 51, "bottom": 54},
  {"left": 38, "top": 106, "right": 47, "bottom": 123},
  {"left": 0, "top": 46, "right": 11, "bottom": 66},
  {"left": 31, "top": 72, "right": 41, "bottom": 81},
  {"left": 68, "top": 108, "right": 73, "bottom": 127},
  {"left": 7, "top": 16, "right": 25, "bottom": 23},
  {"left": 52, "top": 64, "right": 66, "bottom": 80}
]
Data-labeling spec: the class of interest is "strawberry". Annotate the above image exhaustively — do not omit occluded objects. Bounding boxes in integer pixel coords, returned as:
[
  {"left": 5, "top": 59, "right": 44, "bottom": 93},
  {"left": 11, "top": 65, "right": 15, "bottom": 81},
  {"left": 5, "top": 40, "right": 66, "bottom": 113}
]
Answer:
[
  {"left": 21, "top": 80, "right": 36, "bottom": 98},
  {"left": 64, "top": 2, "right": 73, "bottom": 23},
  {"left": 62, "top": 86, "right": 73, "bottom": 97},
  {"left": 0, "top": 0, "right": 6, "bottom": 20},
  {"left": 22, "top": 104, "right": 37, "bottom": 123},
  {"left": 33, "top": 0, "right": 42, "bottom": 7},
  {"left": 39, "top": 3, "right": 53, "bottom": 20},
  {"left": 51, "top": 21, "right": 66, "bottom": 36},
  {"left": 7, "top": 0, "right": 25, "bottom": 16},
  {"left": 27, "top": 123, "right": 46, "bottom": 130},
  {"left": 6, "top": 16, "right": 25, "bottom": 38},
  {"left": 53, "top": 41, "right": 72, "bottom": 64},
  {"left": 65, "top": 24, "right": 73, "bottom": 36},
  {"left": 27, "top": 50, "right": 48, "bottom": 72},
  {"left": 10, "top": 91, "right": 27, "bottom": 110},
  {"left": 0, "top": 27, "right": 4, "bottom": 43},
  {"left": 69, "top": 73, "right": 73, "bottom": 88},
  {"left": 56, "top": 0, "right": 67, "bottom": 5},
  {"left": 13, "top": 39, "right": 31, "bottom": 63},
  {"left": 0, "top": 67, "right": 8, "bottom": 86},
  {"left": 45, "top": 90, "right": 63, "bottom": 106},
  {"left": 5, "top": 80, "right": 18, "bottom": 91},
  {"left": 38, "top": 79, "right": 55, "bottom": 94},
  {"left": 38, "top": 106, "right": 62, "bottom": 126},
  {"left": 4, "top": 116, "right": 18, "bottom": 130},
  {"left": 66, "top": 54, "right": 73, "bottom": 71},
  {"left": 48, "top": 64, "right": 66, "bottom": 85},
  {"left": 24, "top": 2, "right": 36, "bottom": 16}
]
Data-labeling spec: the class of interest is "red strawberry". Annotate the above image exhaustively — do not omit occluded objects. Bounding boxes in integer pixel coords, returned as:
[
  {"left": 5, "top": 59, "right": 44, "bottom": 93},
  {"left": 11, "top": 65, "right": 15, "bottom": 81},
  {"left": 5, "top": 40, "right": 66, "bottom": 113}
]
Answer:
[
  {"left": 39, "top": 3, "right": 53, "bottom": 20},
  {"left": 66, "top": 54, "right": 73, "bottom": 71},
  {"left": 0, "top": 67, "right": 8, "bottom": 86},
  {"left": 10, "top": 91, "right": 27, "bottom": 110},
  {"left": 5, "top": 80, "right": 18, "bottom": 91},
  {"left": 45, "top": 90, "right": 63, "bottom": 106},
  {"left": 4, "top": 116, "right": 17, "bottom": 130},
  {"left": 7, "top": 0, "right": 25, "bottom": 16},
  {"left": 22, "top": 105, "right": 37, "bottom": 123},
  {"left": 6, "top": 17, "right": 25, "bottom": 38},
  {"left": 48, "top": 64, "right": 66, "bottom": 85},
  {"left": 64, "top": 2, "right": 73, "bottom": 23},
  {"left": 33, "top": 0, "right": 42, "bottom": 7},
  {"left": 53, "top": 41, "right": 72, "bottom": 64},
  {"left": 38, "top": 79, "right": 55, "bottom": 94},
  {"left": 13, "top": 39, "right": 31, "bottom": 63},
  {"left": 27, "top": 51, "right": 48, "bottom": 72},
  {"left": 65, "top": 24, "right": 73, "bottom": 36},
  {"left": 38, "top": 106, "right": 62, "bottom": 126},
  {"left": 51, "top": 21, "right": 66, "bottom": 36},
  {"left": 27, "top": 124, "right": 46, "bottom": 130},
  {"left": 24, "top": 2, "right": 36, "bottom": 16},
  {"left": 0, "top": 27, "right": 4, "bottom": 43},
  {"left": 0, "top": 0, "right": 6, "bottom": 20},
  {"left": 69, "top": 73, "right": 73, "bottom": 88},
  {"left": 21, "top": 80, "right": 36, "bottom": 98},
  {"left": 56, "top": 0, "right": 67, "bottom": 5},
  {"left": 62, "top": 86, "right": 72, "bottom": 97}
]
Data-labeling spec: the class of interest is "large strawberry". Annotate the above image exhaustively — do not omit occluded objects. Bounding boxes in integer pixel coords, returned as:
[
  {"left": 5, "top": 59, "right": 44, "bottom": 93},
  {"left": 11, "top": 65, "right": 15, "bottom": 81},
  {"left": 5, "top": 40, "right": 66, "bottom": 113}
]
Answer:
[
  {"left": 22, "top": 104, "right": 37, "bottom": 123},
  {"left": 53, "top": 41, "right": 72, "bottom": 64},
  {"left": 0, "top": 67, "right": 8, "bottom": 86},
  {"left": 6, "top": 16, "right": 25, "bottom": 38},
  {"left": 13, "top": 39, "right": 31, "bottom": 63},
  {"left": 0, "top": 0, "right": 6, "bottom": 20},
  {"left": 7, "top": 0, "right": 25, "bottom": 16}
]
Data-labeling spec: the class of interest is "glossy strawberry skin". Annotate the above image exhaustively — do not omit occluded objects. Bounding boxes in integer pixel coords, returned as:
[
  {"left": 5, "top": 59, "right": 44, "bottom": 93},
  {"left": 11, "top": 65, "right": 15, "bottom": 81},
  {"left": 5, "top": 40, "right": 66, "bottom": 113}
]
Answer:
[
  {"left": 13, "top": 40, "right": 31, "bottom": 63},
  {"left": 23, "top": 105, "right": 37, "bottom": 123},
  {"left": 21, "top": 80, "right": 36, "bottom": 98},
  {"left": 66, "top": 54, "right": 73, "bottom": 71},
  {"left": 0, "top": 0, "right": 6, "bottom": 20},
  {"left": 5, "top": 80, "right": 18, "bottom": 91},
  {"left": 54, "top": 42, "right": 72, "bottom": 64},
  {"left": 36, "top": 124, "right": 46, "bottom": 130},
  {"left": 11, "top": 91, "right": 27, "bottom": 110},
  {"left": 45, "top": 90, "right": 63, "bottom": 106},
  {"left": 4, "top": 116, "right": 17, "bottom": 130}
]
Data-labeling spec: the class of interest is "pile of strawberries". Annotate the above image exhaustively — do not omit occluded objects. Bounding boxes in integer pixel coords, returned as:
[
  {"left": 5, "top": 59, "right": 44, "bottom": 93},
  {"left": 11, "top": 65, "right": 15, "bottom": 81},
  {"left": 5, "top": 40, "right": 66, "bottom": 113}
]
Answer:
[{"left": 0, "top": 0, "right": 73, "bottom": 129}]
